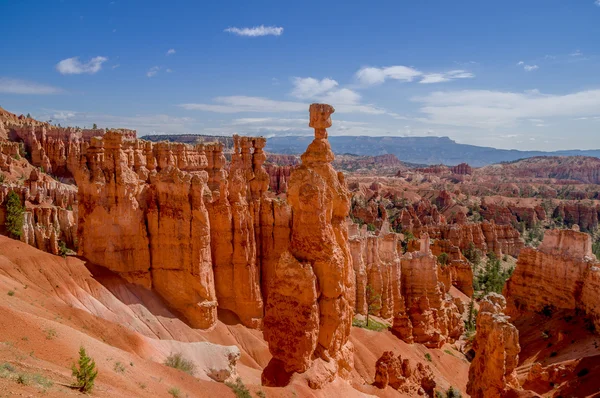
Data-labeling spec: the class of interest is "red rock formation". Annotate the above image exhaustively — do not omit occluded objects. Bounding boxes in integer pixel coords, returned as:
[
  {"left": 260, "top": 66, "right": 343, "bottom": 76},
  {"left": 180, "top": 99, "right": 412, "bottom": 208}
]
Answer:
[
  {"left": 467, "top": 293, "right": 521, "bottom": 398},
  {"left": 416, "top": 221, "right": 523, "bottom": 258},
  {"left": 451, "top": 162, "right": 472, "bottom": 175},
  {"left": 373, "top": 351, "right": 436, "bottom": 395},
  {"left": 263, "top": 104, "right": 355, "bottom": 387},
  {"left": 504, "top": 228, "right": 600, "bottom": 330},
  {"left": 394, "top": 234, "right": 463, "bottom": 347},
  {"left": 431, "top": 239, "right": 474, "bottom": 297},
  {"left": 264, "top": 163, "right": 292, "bottom": 193}
]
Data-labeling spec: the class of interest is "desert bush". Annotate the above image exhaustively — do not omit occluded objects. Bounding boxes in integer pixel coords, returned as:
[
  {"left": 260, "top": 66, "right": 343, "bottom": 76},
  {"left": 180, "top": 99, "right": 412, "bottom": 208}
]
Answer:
[
  {"left": 164, "top": 352, "right": 195, "bottom": 375},
  {"left": 225, "top": 377, "right": 251, "bottom": 398},
  {"left": 71, "top": 346, "right": 98, "bottom": 393}
]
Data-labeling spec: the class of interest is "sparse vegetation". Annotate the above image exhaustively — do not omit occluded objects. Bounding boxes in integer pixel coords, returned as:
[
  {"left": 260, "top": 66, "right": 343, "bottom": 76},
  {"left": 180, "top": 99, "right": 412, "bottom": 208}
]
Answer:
[
  {"left": 352, "top": 317, "right": 388, "bottom": 331},
  {"left": 435, "top": 386, "right": 462, "bottom": 398},
  {"left": 225, "top": 377, "right": 252, "bottom": 398},
  {"left": 462, "top": 242, "right": 482, "bottom": 266},
  {"left": 44, "top": 328, "right": 57, "bottom": 340},
  {"left": 163, "top": 352, "right": 196, "bottom": 375},
  {"left": 168, "top": 386, "right": 181, "bottom": 397},
  {"left": 5, "top": 191, "right": 25, "bottom": 239},
  {"left": 465, "top": 298, "right": 477, "bottom": 336},
  {"left": 71, "top": 346, "right": 98, "bottom": 393},
  {"left": 365, "top": 284, "right": 381, "bottom": 327},
  {"left": 58, "top": 240, "right": 68, "bottom": 258},
  {"left": 366, "top": 223, "right": 376, "bottom": 232},
  {"left": 113, "top": 361, "right": 126, "bottom": 373},
  {"left": 7, "top": 290, "right": 15, "bottom": 296},
  {"left": 424, "top": 353, "right": 432, "bottom": 362}
]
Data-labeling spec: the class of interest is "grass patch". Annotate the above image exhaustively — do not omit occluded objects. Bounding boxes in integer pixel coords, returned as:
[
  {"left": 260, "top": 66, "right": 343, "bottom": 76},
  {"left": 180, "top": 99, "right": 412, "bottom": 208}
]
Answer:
[
  {"left": 225, "top": 377, "right": 252, "bottom": 398},
  {"left": 164, "top": 352, "right": 196, "bottom": 375},
  {"left": 7, "top": 290, "right": 15, "bottom": 296},
  {"left": 168, "top": 386, "right": 181, "bottom": 397},
  {"left": 444, "top": 349, "right": 456, "bottom": 357},
  {"left": 351, "top": 317, "right": 388, "bottom": 332},
  {"left": 424, "top": 353, "right": 432, "bottom": 362}
]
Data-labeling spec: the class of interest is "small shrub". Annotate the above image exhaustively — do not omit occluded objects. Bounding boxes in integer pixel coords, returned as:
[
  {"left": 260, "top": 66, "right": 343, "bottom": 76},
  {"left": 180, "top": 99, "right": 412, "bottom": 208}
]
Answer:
[
  {"left": 446, "top": 386, "right": 462, "bottom": 398},
  {"left": 71, "top": 346, "right": 98, "bottom": 393},
  {"left": 225, "top": 377, "right": 251, "bottom": 398},
  {"left": 45, "top": 328, "right": 57, "bottom": 340},
  {"left": 437, "top": 252, "right": 449, "bottom": 267},
  {"left": 550, "top": 351, "right": 558, "bottom": 357},
  {"left": 139, "top": 382, "right": 147, "bottom": 389},
  {"left": 540, "top": 305, "right": 553, "bottom": 317},
  {"left": 16, "top": 373, "right": 29, "bottom": 385},
  {"left": 256, "top": 390, "right": 266, "bottom": 398},
  {"left": 168, "top": 386, "right": 181, "bottom": 397},
  {"left": 7, "top": 290, "right": 14, "bottom": 296},
  {"left": 367, "top": 223, "right": 376, "bottom": 232},
  {"left": 164, "top": 352, "right": 196, "bottom": 375},
  {"left": 424, "top": 353, "right": 432, "bottom": 362},
  {"left": 0, "top": 173, "right": 5, "bottom": 183},
  {"left": 58, "top": 241, "right": 68, "bottom": 258},
  {"left": 351, "top": 317, "right": 387, "bottom": 332},
  {"left": 113, "top": 361, "right": 126, "bottom": 374}
]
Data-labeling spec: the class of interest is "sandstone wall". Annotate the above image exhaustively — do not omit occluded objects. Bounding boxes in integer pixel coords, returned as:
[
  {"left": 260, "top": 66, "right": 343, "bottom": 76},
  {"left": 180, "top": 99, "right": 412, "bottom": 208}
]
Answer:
[
  {"left": 504, "top": 228, "right": 600, "bottom": 330},
  {"left": 467, "top": 293, "right": 520, "bottom": 398}
]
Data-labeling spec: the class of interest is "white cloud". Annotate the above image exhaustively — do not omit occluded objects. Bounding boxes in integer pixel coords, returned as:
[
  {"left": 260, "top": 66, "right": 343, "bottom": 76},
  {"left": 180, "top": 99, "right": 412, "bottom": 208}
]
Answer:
[
  {"left": 0, "top": 78, "right": 63, "bottom": 94},
  {"left": 180, "top": 96, "right": 306, "bottom": 113},
  {"left": 570, "top": 50, "right": 583, "bottom": 56},
  {"left": 524, "top": 65, "right": 539, "bottom": 72},
  {"left": 355, "top": 65, "right": 422, "bottom": 85},
  {"left": 517, "top": 61, "right": 524, "bottom": 65},
  {"left": 596, "top": 0, "right": 600, "bottom": 6},
  {"left": 166, "top": 68, "right": 173, "bottom": 73},
  {"left": 420, "top": 70, "right": 474, "bottom": 84},
  {"left": 224, "top": 25, "right": 283, "bottom": 37},
  {"left": 356, "top": 65, "right": 474, "bottom": 85},
  {"left": 412, "top": 89, "right": 600, "bottom": 128},
  {"left": 56, "top": 56, "right": 108, "bottom": 75},
  {"left": 147, "top": 66, "right": 160, "bottom": 77},
  {"left": 166, "top": 49, "right": 176, "bottom": 55},
  {"left": 291, "top": 77, "right": 338, "bottom": 99},
  {"left": 112, "top": 64, "right": 120, "bottom": 69}
]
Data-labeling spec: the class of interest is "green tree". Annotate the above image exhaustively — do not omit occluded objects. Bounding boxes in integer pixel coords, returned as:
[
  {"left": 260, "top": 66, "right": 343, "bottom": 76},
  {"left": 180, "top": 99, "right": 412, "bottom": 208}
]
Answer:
[
  {"left": 26, "top": 113, "right": 31, "bottom": 118},
  {"left": 92, "top": 123, "right": 97, "bottom": 129},
  {"left": 465, "top": 298, "right": 477, "bottom": 333},
  {"left": 365, "top": 284, "right": 381, "bottom": 327},
  {"left": 437, "top": 252, "right": 449, "bottom": 267},
  {"left": 5, "top": 191, "right": 24, "bottom": 239},
  {"left": 71, "top": 346, "right": 98, "bottom": 393}
]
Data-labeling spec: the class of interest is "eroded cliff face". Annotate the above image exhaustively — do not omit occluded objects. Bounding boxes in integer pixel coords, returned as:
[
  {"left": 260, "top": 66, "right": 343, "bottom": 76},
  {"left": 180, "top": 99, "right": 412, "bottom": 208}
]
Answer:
[
  {"left": 504, "top": 227, "right": 600, "bottom": 330},
  {"left": 467, "top": 293, "right": 521, "bottom": 398},
  {"left": 263, "top": 104, "right": 355, "bottom": 387},
  {"left": 74, "top": 130, "right": 273, "bottom": 329},
  {"left": 373, "top": 351, "right": 436, "bottom": 395},
  {"left": 394, "top": 234, "right": 464, "bottom": 347}
]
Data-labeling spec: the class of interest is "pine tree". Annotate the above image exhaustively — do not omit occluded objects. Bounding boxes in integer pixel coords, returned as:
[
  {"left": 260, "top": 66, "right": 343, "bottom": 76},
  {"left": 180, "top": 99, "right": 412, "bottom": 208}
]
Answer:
[
  {"left": 5, "top": 191, "right": 24, "bottom": 239},
  {"left": 71, "top": 346, "right": 98, "bottom": 393}
]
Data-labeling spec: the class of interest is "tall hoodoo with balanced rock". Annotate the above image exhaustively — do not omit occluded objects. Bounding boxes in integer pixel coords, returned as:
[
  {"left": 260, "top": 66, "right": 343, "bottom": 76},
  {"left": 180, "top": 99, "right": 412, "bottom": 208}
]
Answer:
[{"left": 262, "top": 104, "right": 356, "bottom": 387}]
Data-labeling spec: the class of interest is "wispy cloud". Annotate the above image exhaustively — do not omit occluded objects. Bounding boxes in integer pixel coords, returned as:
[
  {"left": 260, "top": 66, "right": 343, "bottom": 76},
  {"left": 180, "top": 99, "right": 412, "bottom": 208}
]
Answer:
[
  {"left": 595, "top": 0, "right": 600, "bottom": 6},
  {"left": 420, "top": 70, "right": 475, "bottom": 84},
  {"left": 147, "top": 66, "right": 160, "bottom": 77},
  {"left": 0, "top": 78, "right": 63, "bottom": 95},
  {"left": 56, "top": 56, "right": 108, "bottom": 75},
  {"left": 570, "top": 50, "right": 583, "bottom": 57},
  {"left": 412, "top": 89, "right": 600, "bottom": 128},
  {"left": 355, "top": 65, "right": 474, "bottom": 85},
  {"left": 224, "top": 25, "right": 283, "bottom": 37},
  {"left": 180, "top": 96, "right": 305, "bottom": 113},
  {"left": 517, "top": 61, "right": 539, "bottom": 71},
  {"left": 166, "top": 48, "right": 176, "bottom": 55}
]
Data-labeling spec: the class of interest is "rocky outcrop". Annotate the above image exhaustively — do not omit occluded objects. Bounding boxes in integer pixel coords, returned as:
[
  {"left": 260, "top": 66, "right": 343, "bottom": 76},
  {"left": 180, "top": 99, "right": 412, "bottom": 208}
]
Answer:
[
  {"left": 394, "top": 234, "right": 463, "bottom": 347},
  {"left": 504, "top": 227, "right": 600, "bottom": 330},
  {"left": 467, "top": 293, "right": 521, "bottom": 398},
  {"left": 373, "top": 351, "right": 436, "bottom": 395},
  {"left": 75, "top": 130, "right": 272, "bottom": 329},
  {"left": 263, "top": 104, "right": 355, "bottom": 387},
  {"left": 264, "top": 163, "right": 292, "bottom": 194},
  {"left": 416, "top": 221, "right": 523, "bottom": 257},
  {"left": 430, "top": 239, "right": 474, "bottom": 297},
  {"left": 451, "top": 162, "right": 473, "bottom": 175}
]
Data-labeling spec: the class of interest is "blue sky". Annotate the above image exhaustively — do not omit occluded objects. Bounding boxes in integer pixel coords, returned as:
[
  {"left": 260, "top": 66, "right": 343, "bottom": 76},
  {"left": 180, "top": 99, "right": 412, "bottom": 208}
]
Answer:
[{"left": 1, "top": 0, "right": 600, "bottom": 150}]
